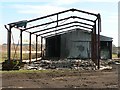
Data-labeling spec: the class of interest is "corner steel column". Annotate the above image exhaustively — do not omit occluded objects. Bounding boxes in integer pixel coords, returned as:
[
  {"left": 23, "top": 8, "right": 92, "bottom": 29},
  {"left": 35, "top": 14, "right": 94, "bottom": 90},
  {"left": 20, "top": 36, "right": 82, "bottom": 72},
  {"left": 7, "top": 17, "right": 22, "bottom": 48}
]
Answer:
[
  {"left": 7, "top": 25, "right": 12, "bottom": 64},
  {"left": 57, "top": 14, "right": 58, "bottom": 26},
  {"left": 20, "top": 30, "right": 23, "bottom": 64},
  {"left": 29, "top": 32, "right": 32, "bottom": 64},
  {"left": 91, "top": 29, "right": 95, "bottom": 64},
  {"left": 94, "top": 22, "right": 97, "bottom": 66},
  {"left": 55, "top": 14, "right": 59, "bottom": 57},
  {"left": 91, "top": 22, "right": 97, "bottom": 66},
  {"left": 97, "top": 14, "right": 101, "bottom": 69},
  {"left": 109, "top": 41, "right": 112, "bottom": 59},
  {"left": 91, "top": 29, "right": 94, "bottom": 62},
  {"left": 41, "top": 37, "right": 43, "bottom": 58},
  {"left": 36, "top": 35, "right": 38, "bottom": 61}
]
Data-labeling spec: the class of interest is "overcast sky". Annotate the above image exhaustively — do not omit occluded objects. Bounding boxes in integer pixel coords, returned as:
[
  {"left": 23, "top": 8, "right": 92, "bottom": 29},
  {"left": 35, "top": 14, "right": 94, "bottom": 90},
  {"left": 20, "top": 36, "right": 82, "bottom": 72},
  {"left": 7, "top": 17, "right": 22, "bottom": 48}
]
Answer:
[{"left": 0, "top": 0, "right": 119, "bottom": 46}]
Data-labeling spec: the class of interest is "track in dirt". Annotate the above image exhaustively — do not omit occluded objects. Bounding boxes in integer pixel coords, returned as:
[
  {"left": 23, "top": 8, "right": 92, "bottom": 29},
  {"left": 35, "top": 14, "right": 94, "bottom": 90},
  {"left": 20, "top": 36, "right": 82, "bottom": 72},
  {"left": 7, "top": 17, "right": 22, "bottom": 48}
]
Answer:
[{"left": 2, "top": 69, "right": 118, "bottom": 88}]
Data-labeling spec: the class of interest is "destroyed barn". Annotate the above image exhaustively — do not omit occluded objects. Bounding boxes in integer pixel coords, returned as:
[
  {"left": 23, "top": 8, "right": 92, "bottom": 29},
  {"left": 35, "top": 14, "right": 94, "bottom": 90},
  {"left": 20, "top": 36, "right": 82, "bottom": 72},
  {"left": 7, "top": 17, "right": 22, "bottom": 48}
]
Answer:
[
  {"left": 4, "top": 8, "right": 110, "bottom": 70},
  {"left": 45, "top": 29, "right": 112, "bottom": 60}
]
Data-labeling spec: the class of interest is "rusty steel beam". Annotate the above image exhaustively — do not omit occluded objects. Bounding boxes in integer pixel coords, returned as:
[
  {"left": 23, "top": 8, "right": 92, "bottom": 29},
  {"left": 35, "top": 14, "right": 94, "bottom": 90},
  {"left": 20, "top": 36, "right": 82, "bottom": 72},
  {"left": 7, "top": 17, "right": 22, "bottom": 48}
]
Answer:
[
  {"left": 109, "top": 41, "right": 112, "bottom": 59},
  {"left": 20, "top": 30, "right": 22, "bottom": 64},
  {"left": 27, "top": 9, "right": 71, "bottom": 23},
  {"left": 23, "top": 16, "right": 71, "bottom": 31},
  {"left": 74, "top": 9, "right": 98, "bottom": 16},
  {"left": 36, "top": 35, "right": 38, "bottom": 61},
  {"left": 44, "top": 28, "right": 89, "bottom": 38},
  {"left": 91, "top": 29, "right": 94, "bottom": 64},
  {"left": 41, "top": 37, "right": 43, "bottom": 58},
  {"left": 37, "top": 25, "right": 92, "bottom": 36},
  {"left": 72, "top": 16, "right": 94, "bottom": 22},
  {"left": 6, "top": 25, "right": 12, "bottom": 64},
  {"left": 97, "top": 14, "right": 101, "bottom": 69},
  {"left": 29, "top": 32, "right": 32, "bottom": 64},
  {"left": 27, "top": 8, "right": 97, "bottom": 23},
  {"left": 32, "top": 21, "right": 93, "bottom": 34},
  {"left": 42, "top": 28, "right": 89, "bottom": 38},
  {"left": 91, "top": 22, "right": 97, "bottom": 66},
  {"left": 54, "top": 14, "right": 58, "bottom": 58},
  {"left": 23, "top": 16, "right": 94, "bottom": 32},
  {"left": 57, "top": 14, "right": 59, "bottom": 27},
  {"left": 94, "top": 22, "right": 97, "bottom": 65}
]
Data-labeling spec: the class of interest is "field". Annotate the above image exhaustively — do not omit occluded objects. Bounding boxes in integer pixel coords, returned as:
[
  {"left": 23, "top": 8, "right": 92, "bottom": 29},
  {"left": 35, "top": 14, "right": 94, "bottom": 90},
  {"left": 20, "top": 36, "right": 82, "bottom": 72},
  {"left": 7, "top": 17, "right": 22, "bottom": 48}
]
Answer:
[
  {"left": 2, "top": 67, "right": 119, "bottom": 89},
  {"left": 1, "top": 45, "right": 119, "bottom": 89},
  {"left": 112, "top": 53, "right": 118, "bottom": 58},
  {"left": 0, "top": 44, "right": 42, "bottom": 63},
  {"left": 0, "top": 51, "right": 118, "bottom": 63},
  {"left": 0, "top": 51, "right": 41, "bottom": 63},
  {"left": 0, "top": 44, "right": 118, "bottom": 63}
]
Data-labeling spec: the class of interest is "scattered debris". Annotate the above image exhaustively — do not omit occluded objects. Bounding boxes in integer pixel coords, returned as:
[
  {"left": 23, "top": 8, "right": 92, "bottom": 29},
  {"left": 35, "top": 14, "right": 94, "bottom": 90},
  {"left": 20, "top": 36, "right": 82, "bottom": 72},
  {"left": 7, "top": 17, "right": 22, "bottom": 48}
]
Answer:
[
  {"left": 23, "top": 59, "right": 97, "bottom": 70},
  {"left": 99, "top": 65, "right": 112, "bottom": 70},
  {"left": 2, "top": 60, "right": 21, "bottom": 70},
  {"left": 18, "top": 58, "right": 120, "bottom": 70}
]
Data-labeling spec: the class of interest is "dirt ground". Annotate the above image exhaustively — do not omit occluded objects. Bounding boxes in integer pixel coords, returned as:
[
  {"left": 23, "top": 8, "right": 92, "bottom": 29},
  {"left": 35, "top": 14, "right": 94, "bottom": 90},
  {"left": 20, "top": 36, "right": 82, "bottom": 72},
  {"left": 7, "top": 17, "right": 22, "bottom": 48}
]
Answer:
[{"left": 1, "top": 65, "right": 119, "bottom": 89}]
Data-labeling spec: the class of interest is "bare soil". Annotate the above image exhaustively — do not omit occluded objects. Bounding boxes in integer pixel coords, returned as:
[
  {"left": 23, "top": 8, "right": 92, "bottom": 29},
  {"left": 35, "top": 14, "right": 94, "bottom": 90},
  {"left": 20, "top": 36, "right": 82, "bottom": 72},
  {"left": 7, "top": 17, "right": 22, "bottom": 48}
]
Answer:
[{"left": 2, "top": 67, "right": 119, "bottom": 89}]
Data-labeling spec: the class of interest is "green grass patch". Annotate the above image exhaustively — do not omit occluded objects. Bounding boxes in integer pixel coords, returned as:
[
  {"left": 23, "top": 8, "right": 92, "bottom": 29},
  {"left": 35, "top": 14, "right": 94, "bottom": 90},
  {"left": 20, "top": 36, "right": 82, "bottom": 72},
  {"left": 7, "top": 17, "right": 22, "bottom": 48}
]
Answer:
[
  {"left": 2, "top": 69, "right": 55, "bottom": 74},
  {"left": 112, "top": 53, "right": 118, "bottom": 58},
  {"left": 0, "top": 51, "right": 41, "bottom": 63},
  {"left": 2, "top": 69, "right": 68, "bottom": 73},
  {"left": 0, "top": 52, "right": 7, "bottom": 63}
]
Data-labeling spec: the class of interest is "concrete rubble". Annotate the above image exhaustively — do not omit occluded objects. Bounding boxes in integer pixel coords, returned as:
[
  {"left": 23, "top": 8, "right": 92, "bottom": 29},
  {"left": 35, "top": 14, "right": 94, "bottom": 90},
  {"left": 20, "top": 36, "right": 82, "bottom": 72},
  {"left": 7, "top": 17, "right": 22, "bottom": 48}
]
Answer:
[{"left": 21, "top": 59, "right": 120, "bottom": 70}]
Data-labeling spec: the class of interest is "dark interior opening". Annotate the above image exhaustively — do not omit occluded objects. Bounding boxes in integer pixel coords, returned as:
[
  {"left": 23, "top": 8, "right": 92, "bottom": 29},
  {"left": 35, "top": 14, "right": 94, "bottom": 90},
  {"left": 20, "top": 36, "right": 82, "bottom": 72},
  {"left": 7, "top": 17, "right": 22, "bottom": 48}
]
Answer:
[
  {"left": 100, "top": 41, "right": 112, "bottom": 59},
  {"left": 45, "top": 35, "right": 61, "bottom": 59}
]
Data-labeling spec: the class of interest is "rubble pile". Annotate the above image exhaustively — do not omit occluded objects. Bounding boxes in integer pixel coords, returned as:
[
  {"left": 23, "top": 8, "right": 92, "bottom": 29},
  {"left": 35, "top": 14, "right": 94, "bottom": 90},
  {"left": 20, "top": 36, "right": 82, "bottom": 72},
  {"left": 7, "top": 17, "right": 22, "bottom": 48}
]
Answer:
[
  {"left": 99, "top": 59, "right": 120, "bottom": 70},
  {"left": 70, "top": 59, "right": 96, "bottom": 70},
  {"left": 21, "top": 59, "right": 120, "bottom": 70},
  {"left": 23, "top": 59, "right": 97, "bottom": 70}
]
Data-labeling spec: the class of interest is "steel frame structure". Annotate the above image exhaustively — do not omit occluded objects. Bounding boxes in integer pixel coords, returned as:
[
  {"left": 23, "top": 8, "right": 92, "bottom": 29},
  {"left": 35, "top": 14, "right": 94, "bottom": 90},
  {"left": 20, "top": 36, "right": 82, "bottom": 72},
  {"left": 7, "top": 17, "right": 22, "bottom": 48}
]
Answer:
[{"left": 5, "top": 8, "right": 101, "bottom": 69}]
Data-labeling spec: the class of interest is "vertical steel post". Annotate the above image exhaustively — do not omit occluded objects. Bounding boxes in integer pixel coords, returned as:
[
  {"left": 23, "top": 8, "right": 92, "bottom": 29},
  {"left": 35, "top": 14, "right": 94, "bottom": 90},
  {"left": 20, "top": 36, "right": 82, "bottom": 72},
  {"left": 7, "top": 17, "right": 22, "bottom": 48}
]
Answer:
[
  {"left": 7, "top": 25, "right": 12, "bottom": 64},
  {"left": 20, "top": 30, "right": 23, "bottom": 64},
  {"left": 109, "top": 41, "right": 112, "bottom": 59},
  {"left": 57, "top": 14, "right": 58, "bottom": 26},
  {"left": 91, "top": 29, "right": 93, "bottom": 62},
  {"left": 92, "top": 28, "right": 95, "bottom": 64},
  {"left": 41, "top": 37, "right": 43, "bottom": 58},
  {"left": 91, "top": 22, "right": 97, "bottom": 66},
  {"left": 98, "top": 22, "right": 100, "bottom": 69},
  {"left": 36, "top": 35, "right": 38, "bottom": 61},
  {"left": 29, "top": 32, "right": 32, "bottom": 64},
  {"left": 97, "top": 14, "right": 101, "bottom": 69},
  {"left": 55, "top": 14, "right": 58, "bottom": 58},
  {"left": 94, "top": 22, "right": 97, "bottom": 65}
]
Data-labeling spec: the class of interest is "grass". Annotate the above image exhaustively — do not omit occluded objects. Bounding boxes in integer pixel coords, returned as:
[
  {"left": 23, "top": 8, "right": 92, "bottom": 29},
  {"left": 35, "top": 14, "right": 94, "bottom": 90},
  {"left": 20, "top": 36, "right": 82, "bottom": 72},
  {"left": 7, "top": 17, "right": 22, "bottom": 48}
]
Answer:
[
  {"left": 0, "top": 50, "right": 118, "bottom": 63},
  {"left": 112, "top": 53, "right": 118, "bottom": 58},
  {"left": 0, "top": 51, "right": 41, "bottom": 63},
  {"left": 1, "top": 69, "right": 66, "bottom": 74},
  {"left": 2, "top": 69, "right": 48, "bottom": 73},
  {"left": 0, "top": 52, "right": 7, "bottom": 63}
]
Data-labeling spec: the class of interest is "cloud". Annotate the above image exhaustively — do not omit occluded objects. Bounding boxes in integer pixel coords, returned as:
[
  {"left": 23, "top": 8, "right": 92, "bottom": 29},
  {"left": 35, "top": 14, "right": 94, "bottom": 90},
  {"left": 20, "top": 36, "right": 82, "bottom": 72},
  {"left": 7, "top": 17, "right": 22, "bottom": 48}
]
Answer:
[
  {"left": 12, "top": 3, "right": 106, "bottom": 27},
  {"left": 84, "top": 0, "right": 119, "bottom": 2},
  {"left": 1, "top": 0, "right": 51, "bottom": 3},
  {"left": 13, "top": 4, "right": 102, "bottom": 17},
  {"left": 53, "top": 0, "right": 80, "bottom": 5},
  {"left": 0, "top": 25, "right": 7, "bottom": 44},
  {"left": 12, "top": 4, "right": 102, "bottom": 26},
  {"left": 103, "top": 14, "right": 118, "bottom": 24},
  {"left": 13, "top": 4, "right": 66, "bottom": 15},
  {"left": 1, "top": 0, "right": 119, "bottom": 3}
]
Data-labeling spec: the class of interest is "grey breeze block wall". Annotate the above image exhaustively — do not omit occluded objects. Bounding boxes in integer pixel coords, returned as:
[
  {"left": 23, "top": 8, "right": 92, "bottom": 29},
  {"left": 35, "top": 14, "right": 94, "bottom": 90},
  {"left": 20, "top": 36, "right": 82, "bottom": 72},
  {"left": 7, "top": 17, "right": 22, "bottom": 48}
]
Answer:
[
  {"left": 60, "top": 29, "right": 112, "bottom": 59},
  {"left": 45, "top": 29, "right": 112, "bottom": 59}
]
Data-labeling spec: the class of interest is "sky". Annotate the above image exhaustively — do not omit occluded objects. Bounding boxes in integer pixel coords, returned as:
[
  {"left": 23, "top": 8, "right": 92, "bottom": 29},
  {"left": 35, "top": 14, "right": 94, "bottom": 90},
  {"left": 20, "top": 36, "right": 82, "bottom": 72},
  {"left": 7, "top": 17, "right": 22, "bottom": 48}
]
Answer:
[{"left": 0, "top": 0, "right": 119, "bottom": 46}]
